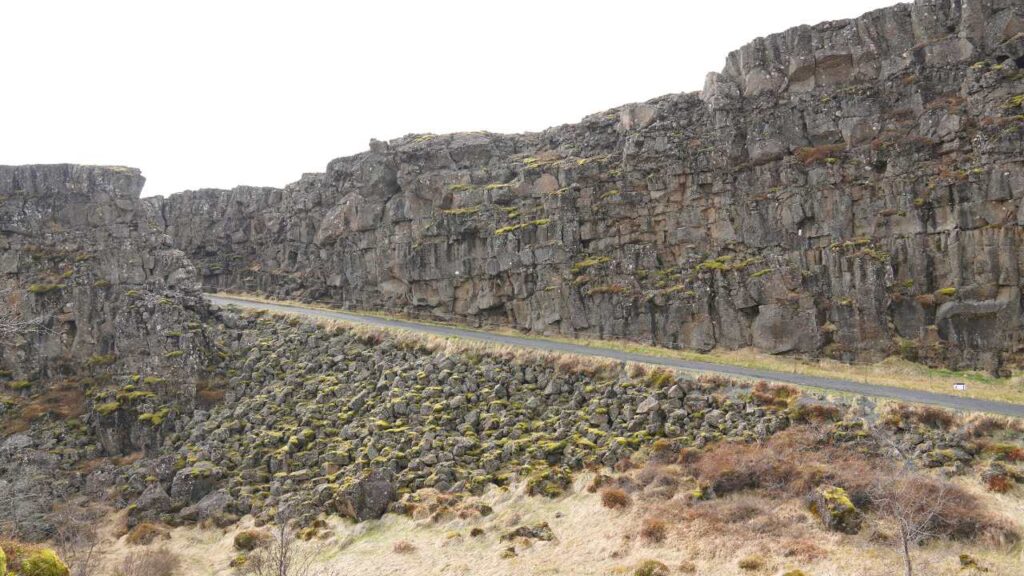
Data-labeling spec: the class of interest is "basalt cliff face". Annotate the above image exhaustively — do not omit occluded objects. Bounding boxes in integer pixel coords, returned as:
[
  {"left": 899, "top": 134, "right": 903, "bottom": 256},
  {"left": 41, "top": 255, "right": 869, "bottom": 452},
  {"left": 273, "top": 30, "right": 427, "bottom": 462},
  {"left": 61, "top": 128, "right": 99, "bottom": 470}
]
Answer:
[
  {"left": 0, "top": 164, "right": 214, "bottom": 412},
  {"left": 151, "top": 0, "right": 1024, "bottom": 372}
]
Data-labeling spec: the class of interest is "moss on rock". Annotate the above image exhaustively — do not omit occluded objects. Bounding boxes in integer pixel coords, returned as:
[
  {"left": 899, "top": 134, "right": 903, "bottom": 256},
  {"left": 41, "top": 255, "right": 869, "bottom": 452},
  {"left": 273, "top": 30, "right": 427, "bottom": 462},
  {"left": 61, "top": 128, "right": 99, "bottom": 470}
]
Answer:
[{"left": 809, "top": 485, "right": 862, "bottom": 534}]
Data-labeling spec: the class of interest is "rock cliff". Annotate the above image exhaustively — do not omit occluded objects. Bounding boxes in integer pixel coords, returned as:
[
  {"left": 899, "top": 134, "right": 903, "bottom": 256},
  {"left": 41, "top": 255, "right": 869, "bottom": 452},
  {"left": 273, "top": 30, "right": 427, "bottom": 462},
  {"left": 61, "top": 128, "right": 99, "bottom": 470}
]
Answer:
[
  {"left": 152, "top": 1, "right": 1024, "bottom": 373},
  {"left": 0, "top": 165, "right": 215, "bottom": 435}
]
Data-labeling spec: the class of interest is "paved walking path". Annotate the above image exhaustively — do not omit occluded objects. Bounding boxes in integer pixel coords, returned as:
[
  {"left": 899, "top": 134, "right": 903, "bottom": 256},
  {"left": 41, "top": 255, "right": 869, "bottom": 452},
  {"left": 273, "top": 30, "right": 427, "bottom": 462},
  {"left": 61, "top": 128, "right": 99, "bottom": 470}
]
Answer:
[{"left": 207, "top": 294, "right": 1024, "bottom": 418}]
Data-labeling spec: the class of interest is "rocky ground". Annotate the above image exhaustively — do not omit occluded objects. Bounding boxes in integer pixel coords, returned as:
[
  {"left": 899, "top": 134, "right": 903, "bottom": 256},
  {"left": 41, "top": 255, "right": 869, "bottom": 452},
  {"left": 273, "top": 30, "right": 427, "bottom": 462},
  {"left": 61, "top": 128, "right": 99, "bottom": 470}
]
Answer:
[
  {"left": 3, "top": 309, "right": 1024, "bottom": 574},
  {"left": 152, "top": 0, "right": 1024, "bottom": 373}
]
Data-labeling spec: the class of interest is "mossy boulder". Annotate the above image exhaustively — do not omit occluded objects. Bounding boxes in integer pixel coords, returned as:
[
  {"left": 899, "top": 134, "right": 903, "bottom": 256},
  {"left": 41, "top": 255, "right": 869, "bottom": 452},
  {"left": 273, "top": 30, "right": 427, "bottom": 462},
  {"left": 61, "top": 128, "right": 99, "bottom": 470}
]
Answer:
[
  {"left": 332, "top": 468, "right": 396, "bottom": 521},
  {"left": 499, "top": 522, "right": 555, "bottom": 542},
  {"left": 809, "top": 485, "right": 862, "bottom": 534},
  {"left": 10, "top": 547, "right": 69, "bottom": 576},
  {"left": 524, "top": 463, "right": 572, "bottom": 498}
]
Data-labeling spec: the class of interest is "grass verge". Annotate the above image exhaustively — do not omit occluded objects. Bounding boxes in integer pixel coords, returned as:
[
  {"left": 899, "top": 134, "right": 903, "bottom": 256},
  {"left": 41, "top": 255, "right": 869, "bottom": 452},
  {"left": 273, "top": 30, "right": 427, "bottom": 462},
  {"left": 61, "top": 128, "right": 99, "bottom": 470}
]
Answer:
[{"left": 208, "top": 291, "right": 1024, "bottom": 406}]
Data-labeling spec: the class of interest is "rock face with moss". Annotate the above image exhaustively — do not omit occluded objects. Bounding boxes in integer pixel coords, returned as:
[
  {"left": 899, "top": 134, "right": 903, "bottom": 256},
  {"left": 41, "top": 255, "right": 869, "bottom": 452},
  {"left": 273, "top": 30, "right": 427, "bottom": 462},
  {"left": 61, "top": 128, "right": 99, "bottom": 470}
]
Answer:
[
  {"left": 810, "top": 485, "right": 863, "bottom": 534},
  {"left": 151, "top": 0, "right": 1024, "bottom": 372},
  {"left": 0, "top": 165, "right": 213, "bottom": 383},
  {"left": 0, "top": 165, "right": 219, "bottom": 538}
]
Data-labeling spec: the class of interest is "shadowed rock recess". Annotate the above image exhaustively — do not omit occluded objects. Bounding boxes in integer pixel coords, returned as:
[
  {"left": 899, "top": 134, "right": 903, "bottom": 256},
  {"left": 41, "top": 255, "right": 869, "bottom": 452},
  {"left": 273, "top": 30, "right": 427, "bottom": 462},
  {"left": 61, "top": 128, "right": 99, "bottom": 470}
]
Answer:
[{"left": 151, "top": 0, "right": 1024, "bottom": 373}]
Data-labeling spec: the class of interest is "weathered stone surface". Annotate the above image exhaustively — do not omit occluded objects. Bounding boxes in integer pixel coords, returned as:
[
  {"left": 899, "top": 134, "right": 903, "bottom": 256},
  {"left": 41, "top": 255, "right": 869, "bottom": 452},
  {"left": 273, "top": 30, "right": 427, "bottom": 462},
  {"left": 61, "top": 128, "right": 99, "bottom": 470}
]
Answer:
[
  {"left": 151, "top": 0, "right": 1024, "bottom": 373},
  {"left": 0, "top": 165, "right": 213, "bottom": 383},
  {"left": 179, "top": 489, "right": 232, "bottom": 522},
  {"left": 333, "top": 469, "right": 397, "bottom": 522},
  {"left": 500, "top": 522, "right": 555, "bottom": 542},
  {"left": 810, "top": 485, "right": 863, "bottom": 534}
]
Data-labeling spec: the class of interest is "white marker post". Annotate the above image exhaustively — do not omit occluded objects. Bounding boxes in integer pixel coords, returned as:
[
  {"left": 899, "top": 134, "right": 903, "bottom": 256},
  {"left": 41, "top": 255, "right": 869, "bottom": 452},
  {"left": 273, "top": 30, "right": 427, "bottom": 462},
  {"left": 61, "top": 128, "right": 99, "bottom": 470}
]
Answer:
[{"left": 953, "top": 382, "right": 966, "bottom": 391}]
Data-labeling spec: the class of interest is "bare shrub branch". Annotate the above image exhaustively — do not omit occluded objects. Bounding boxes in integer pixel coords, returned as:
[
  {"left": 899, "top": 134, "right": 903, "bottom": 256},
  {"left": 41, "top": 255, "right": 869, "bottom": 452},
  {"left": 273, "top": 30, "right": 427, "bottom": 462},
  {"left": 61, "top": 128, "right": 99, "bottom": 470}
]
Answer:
[{"left": 240, "top": 514, "right": 339, "bottom": 576}]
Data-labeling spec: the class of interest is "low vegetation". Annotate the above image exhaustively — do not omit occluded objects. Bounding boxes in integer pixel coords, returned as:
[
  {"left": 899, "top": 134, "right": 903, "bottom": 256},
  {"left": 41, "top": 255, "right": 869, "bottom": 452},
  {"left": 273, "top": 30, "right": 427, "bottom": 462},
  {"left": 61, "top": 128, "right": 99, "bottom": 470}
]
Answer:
[{"left": 0, "top": 542, "right": 70, "bottom": 576}]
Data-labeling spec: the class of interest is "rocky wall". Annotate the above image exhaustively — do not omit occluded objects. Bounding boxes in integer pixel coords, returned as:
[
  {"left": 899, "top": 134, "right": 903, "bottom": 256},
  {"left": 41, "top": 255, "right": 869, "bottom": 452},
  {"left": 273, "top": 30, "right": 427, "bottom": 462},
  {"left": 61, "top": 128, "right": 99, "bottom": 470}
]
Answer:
[{"left": 152, "top": 0, "right": 1024, "bottom": 372}]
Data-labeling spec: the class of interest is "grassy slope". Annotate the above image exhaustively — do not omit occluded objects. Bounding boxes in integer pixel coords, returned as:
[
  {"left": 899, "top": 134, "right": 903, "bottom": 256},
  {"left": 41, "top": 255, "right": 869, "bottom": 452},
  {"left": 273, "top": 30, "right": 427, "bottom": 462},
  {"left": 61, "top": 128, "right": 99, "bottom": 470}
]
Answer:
[{"left": 90, "top": 473, "right": 1023, "bottom": 576}]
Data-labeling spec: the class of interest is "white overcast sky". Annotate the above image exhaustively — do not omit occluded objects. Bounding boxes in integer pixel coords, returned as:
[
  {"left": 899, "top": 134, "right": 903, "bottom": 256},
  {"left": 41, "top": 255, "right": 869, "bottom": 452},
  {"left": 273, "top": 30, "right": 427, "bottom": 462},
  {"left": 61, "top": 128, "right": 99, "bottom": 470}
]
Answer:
[{"left": 2, "top": 0, "right": 897, "bottom": 197}]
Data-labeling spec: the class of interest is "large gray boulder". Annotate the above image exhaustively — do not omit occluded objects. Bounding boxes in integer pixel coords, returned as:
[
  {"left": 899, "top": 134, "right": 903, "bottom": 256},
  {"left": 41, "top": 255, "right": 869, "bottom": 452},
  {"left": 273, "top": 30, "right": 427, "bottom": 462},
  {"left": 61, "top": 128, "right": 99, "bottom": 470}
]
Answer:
[{"left": 333, "top": 469, "right": 397, "bottom": 522}]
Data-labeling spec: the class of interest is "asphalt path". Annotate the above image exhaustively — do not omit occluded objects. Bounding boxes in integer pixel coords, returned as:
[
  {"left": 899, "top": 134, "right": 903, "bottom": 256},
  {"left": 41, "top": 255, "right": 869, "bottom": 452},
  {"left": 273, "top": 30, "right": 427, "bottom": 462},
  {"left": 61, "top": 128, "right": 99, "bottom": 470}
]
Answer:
[{"left": 207, "top": 294, "right": 1024, "bottom": 418}]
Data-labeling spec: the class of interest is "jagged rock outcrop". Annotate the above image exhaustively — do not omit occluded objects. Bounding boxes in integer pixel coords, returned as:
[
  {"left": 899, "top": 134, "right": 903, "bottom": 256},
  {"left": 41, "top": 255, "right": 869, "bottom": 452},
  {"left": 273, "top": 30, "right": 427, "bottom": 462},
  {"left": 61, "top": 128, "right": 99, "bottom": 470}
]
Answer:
[
  {"left": 0, "top": 165, "right": 225, "bottom": 538},
  {"left": 0, "top": 164, "right": 212, "bottom": 381},
  {"left": 152, "top": 0, "right": 1024, "bottom": 372},
  {"left": 0, "top": 165, "right": 218, "bottom": 460}
]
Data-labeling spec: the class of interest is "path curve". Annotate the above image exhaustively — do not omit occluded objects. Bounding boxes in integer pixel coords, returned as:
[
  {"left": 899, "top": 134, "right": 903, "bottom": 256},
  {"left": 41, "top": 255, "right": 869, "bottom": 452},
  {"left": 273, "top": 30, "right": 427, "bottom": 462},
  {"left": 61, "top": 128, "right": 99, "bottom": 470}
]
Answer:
[{"left": 207, "top": 294, "right": 1024, "bottom": 418}]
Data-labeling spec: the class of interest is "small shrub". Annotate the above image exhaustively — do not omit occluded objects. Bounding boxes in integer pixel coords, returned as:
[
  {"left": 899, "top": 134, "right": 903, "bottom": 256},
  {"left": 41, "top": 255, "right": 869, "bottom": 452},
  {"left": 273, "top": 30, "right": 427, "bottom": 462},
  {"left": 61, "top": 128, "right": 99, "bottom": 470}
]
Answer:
[
  {"left": 125, "top": 522, "right": 169, "bottom": 546},
  {"left": 911, "top": 405, "right": 957, "bottom": 429},
  {"left": 233, "top": 529, "right": 271, "bottom": 551},
  {"left": 789, "top": 401, "right": 841, "bottom": 423},
  {"left": 980, "top": 442, "right": 1024, "bottom": 462},
  {"left": 640, "top": 517, "right": 668, "bottom": 543},
  {"left": 750, "top": 381, "right": 797, "bottom": 409},
  {"left": 392, "top": 540, "right": 416, "bottom": 554},
  {"left": 885, "top": 404, "right": 958, "bottom": 429},
  {"left": 738, "top": 555, "right": 765, "bottom": 571},
  {"left": 676, "top": 447, "right": 701, "bottom": 465},
  {"left": 873, "top": 474, "right": 1018, "bottom": 544},
  {"left": 18, "top": 548, "right": 69, "bottom": 576},
  {"left": 649, "top": 438, "right": 675, "bottom": 463},
  {"left": 986, "top": 474, "right": 1013, "bottom": 493},
  {"left": 634, "top": 559, "right": 669, "bottom": 576},
  {"left": 600, "top": 487, "right": 631, "bottom": 509}
]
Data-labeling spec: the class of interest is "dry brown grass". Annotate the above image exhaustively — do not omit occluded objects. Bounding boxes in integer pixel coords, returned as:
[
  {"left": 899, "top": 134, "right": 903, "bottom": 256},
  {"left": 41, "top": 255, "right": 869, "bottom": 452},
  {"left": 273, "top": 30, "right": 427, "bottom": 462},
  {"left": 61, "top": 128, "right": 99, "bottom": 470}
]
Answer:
[
  {"left": 79, "top": 466, "right": 1024, "bottom": 576},
  {"left": 600, "top": 487, "right": 631, "bottom": 509},
  {"left": 233, "top": 529, "right": 272, "bottom": 551},
  {"left": 114, "top": 546, "right": 180, "bottom": 576},
  {"left": 749, "top": 380, "right": 799, "bottom": 409},
  {"left": 639, "top": 517, "right": 668, "bottom": 543},
  {"left": 884, "top": 403, "right": 959, "bottom": 429},
  {"left": 737, "top": 555, "right": 766, "bottom": 571},
  {"left": 794, "top": 144, "right": 846, "bottom": 165},
  {"left": 392, "top": 540, "right": 416, "bottom": 554},
  {"left": 125, "top": 523, "right": 169, "bottom": 546},
  {"left": 2, "top": 379, "right": 84, "bottom": 434},
  {"left": 965, "top": 414, "right": 1024, "bottom": 438}
]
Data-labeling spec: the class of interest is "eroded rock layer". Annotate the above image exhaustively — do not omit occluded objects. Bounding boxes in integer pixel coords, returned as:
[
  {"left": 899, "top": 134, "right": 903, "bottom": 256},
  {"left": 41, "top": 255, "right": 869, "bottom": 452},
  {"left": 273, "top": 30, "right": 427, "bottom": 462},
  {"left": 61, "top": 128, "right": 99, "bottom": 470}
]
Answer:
[{"left": 154, "top": 0, "right": 1023, "bottom": 373}]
